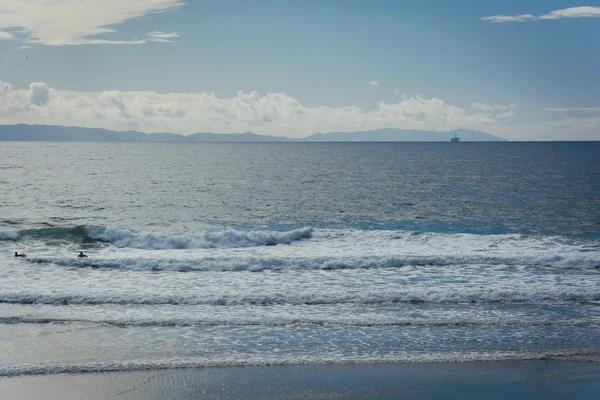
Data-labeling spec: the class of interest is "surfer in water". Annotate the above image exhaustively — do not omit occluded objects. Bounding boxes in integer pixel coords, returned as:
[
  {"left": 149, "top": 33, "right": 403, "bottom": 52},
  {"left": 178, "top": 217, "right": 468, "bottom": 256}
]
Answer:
[
  {"left": 14, "top": 252, "right": 26, "bottom": 257},
  {"left": 78, "top": 251, "right": 88, "bottom": 258}
]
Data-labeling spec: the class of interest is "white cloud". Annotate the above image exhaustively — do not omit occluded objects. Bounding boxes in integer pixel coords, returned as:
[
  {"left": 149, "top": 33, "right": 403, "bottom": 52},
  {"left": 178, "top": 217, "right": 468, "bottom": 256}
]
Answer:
[
  {"left": 495, "top": 104, "right": 517, "bottom": 110},
  {"left": 29, "top": 82, "right": 51, "bottom": 107},
  {"left": 471, "top": 103, "right": 516, "bottom": 112},
  {"left": 481, "top": 6, "right": 600, "bottom": 23},
  {"left": 546, "top": 107, "right": 600, "bottom": 113},
  {"left": 0, "top": 31, "right": 16, "bottom": 40},
  {"left": 369, "top": 81, "right": 379, "bottom": 87},
  {"left": 481, "top": 14, "right": 536, "bottom": 23},
  {"left": 146, "top": 31, "right": 181, "bottom": 43},
  {"left": 495, "top": 110, "right": 515, "bottom": 119},
  {"left": 393, "top": 88, "right": 400, "bottom": 95},
  {"left": 0, "top": 80, "right": 518, "bottom": 138},
  {"left": 0, "top": 0, "right": 185, "bottom": 46},
  {"left": 539, "top": 6, "right": 600, "bottom": 20},
  {"left": 471, "top": 102, "right": 495, "bottom": 111}
]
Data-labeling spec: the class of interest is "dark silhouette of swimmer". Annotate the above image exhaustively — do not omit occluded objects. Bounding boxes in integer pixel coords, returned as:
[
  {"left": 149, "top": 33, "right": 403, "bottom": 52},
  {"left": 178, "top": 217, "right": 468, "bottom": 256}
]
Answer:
[
  {"left": 14, "top": 252, "right": 26, "bottom": 258},
  {"left": 78, "top": 251, "right": 88, "bottom": 258}
]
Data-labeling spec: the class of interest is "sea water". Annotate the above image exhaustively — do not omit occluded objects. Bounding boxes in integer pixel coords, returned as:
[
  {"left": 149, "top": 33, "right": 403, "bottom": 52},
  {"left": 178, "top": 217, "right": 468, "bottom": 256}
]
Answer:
[{"left": 0, "top": 141, "right": 599, "bottom": 376}]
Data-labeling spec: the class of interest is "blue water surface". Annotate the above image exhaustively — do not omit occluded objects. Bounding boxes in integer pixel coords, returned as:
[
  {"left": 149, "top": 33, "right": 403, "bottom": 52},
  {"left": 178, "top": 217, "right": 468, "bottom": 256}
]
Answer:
[{"left": 1, "top": 141, "right": 598, "bottom": 237}]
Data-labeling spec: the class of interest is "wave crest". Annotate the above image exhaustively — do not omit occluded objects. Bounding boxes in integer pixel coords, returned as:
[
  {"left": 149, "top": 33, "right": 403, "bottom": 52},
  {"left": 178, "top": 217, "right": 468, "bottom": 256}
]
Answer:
[
  {"left": 2, "top": 351, "right": 599, "bottom": 377},
  {"left": 26, "top": 252, "right": 600, "bottom": 271},
  {"left": 0, "top": 225, "right": 314, "bottom": 249},
  {"left": 2, "top": 289, "right": 599, "bottom": 306}
]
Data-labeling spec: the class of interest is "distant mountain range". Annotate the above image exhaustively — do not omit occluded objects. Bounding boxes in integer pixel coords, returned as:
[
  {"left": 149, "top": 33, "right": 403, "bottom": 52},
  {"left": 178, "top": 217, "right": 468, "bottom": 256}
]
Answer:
[
  {"left": 0, "top": 124, "right": 506, "bottom": 142},
  {"left": 305, "top": 128, "right": 504, "bottom": 142}
]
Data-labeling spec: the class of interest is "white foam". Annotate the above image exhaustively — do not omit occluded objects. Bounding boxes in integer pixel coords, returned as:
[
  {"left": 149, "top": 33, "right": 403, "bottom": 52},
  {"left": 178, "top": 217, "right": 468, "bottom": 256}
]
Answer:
[
  {"left": 2, "top": 350, "right": 598, "bottom": 377},
  {"left": 86, "top": 226, "right": 313, "bottom": 249},
  {"left": 6, "top": 228, "right": 600, "bottom": 272},
  {"left": 2, "top": 287, "right": 599, "bottom": 305},
  {"left": 1, "top": 314, "right": 598, "bottom": 328},
  {"left": 26, "top": 250, "right": 600, "bottom": 271}
]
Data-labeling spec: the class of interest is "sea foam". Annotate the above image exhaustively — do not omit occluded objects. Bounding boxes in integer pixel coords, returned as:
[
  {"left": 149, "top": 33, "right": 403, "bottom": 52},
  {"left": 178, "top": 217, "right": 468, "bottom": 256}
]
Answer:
[
  {"left": 2, "top": 287, "right": 599, "bottom": 306},
  {"left": 2, "top": 350, "right": 598, "bottom": 377},
  {"left": 26, "top": 251, "right": 600, "bottom": 271},
  {"left": 1, "top": 225, "right": 314, "bottom": 249}
]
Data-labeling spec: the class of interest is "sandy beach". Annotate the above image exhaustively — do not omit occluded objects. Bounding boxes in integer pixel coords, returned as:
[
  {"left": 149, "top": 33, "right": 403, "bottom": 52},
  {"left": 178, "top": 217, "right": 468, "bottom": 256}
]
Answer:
[{"left": 1, "top": 361, "right": 599, "bottom": 400}]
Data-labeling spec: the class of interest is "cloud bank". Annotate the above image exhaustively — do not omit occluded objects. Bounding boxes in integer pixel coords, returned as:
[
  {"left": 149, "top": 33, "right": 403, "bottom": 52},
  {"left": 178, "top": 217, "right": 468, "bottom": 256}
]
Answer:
[
  {"left": 481, "top": 6, "right": 600, "bottom": 23},
  {"left": 489, "top": 116, "right": 600, "bottom": 141},
  {"left": 0, "top": 0, "right": 184, "bottom": 46},
  {"left": 0, "top": 80, "right": 517, "bottom": 138},
  {"left": 0, "top": 31, "right": 16, "bottom": 40}
]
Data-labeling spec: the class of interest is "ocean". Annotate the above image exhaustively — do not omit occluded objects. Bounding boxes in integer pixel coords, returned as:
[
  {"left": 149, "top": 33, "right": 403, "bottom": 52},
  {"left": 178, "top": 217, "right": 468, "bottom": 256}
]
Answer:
[{"left": 1, "top": 141, "right": 599, "bottom": 376}]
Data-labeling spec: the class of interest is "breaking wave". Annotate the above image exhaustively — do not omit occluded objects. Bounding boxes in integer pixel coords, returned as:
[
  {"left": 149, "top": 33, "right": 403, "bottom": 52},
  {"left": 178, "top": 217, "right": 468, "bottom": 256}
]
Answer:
[
  {"left": 25, "top": 252, "right": 600, "bottom": 271},
  {"left": 2, "top": 289, "right": 599, "bottom": 306},
  {"left": 0, "top": 225, "right": 314, "bottom": 249},
  {"left": 2, "top": 351, "right": 599, "bottom": 377},
  {"left": 1, "top": 315, "right": 598, "bottom": 328},
  {"left": 0, "top": 231, "right": 19, "bottom": 240}
]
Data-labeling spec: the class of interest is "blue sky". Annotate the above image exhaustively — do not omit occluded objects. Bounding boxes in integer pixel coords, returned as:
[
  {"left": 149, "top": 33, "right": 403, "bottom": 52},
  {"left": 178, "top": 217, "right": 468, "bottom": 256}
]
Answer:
[{"left": 1, "top": 0, "right": 599, "bottom": 139}]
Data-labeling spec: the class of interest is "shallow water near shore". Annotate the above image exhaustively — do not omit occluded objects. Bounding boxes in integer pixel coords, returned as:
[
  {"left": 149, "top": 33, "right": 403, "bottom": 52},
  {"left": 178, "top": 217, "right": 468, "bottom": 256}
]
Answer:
[{"left": 2, "top": 361, "right": 600, "bottom": 400}]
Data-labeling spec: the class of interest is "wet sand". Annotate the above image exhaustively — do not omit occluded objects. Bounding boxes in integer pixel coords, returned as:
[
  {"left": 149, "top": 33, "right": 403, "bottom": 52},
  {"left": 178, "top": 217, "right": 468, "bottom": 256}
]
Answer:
[{"left": 1, "top": 361, "right": 599, "bottom": 400}]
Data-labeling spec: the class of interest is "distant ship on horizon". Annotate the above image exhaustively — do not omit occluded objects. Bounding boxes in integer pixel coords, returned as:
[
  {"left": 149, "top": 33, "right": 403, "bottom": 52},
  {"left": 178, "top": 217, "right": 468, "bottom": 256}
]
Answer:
[{"left": 450, "top": 133, "right": 460, "bottom": 142}]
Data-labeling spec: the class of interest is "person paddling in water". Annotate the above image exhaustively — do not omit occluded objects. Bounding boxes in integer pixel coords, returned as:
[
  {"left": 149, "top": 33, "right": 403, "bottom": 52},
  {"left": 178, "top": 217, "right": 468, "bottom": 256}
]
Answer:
[
  {"left": 78, "top": 251, "right": 88, "bottom": 258},
  {"left": 14, "top": 252, "right": 26, "bottom": 257}
]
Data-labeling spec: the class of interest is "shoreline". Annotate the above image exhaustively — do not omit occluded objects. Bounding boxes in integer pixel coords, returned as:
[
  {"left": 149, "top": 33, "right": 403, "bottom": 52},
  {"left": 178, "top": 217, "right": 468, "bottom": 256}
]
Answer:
[{"left": 2, "top": 360, "right": 599, "bottom": 400}]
